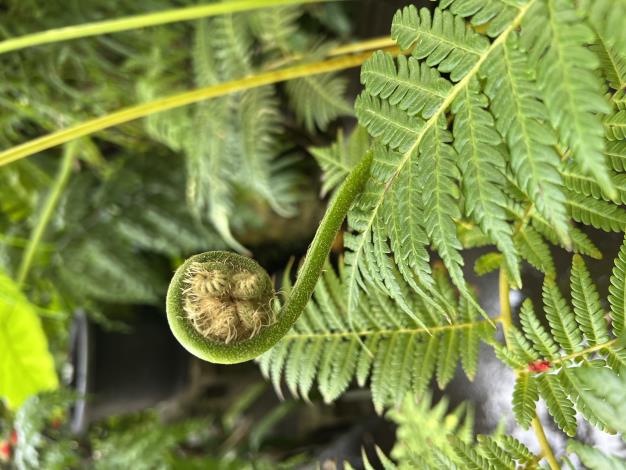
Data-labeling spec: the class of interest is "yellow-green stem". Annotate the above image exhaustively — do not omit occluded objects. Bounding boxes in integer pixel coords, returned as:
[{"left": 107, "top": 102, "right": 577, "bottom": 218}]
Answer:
[
  {"left": 282, "top": 318, "right": 497, "bottom": 341},
  {"left": 499, "top": 268, "right": 560, "bottom": 470},
  {"left": 498, "top": 268, "right": 513, "bottom": 336},
  {"left": 16, "top": 142, "right": 78, "bottom": 287},
  {"left": 532, "top": 417, "right": 561, "bottom": 470},
  {"left": 0, "top": 49, "right": 387, "bottom": 167},
  {"left": 0, "top": 0, "right": 331, "bottom": 55}
]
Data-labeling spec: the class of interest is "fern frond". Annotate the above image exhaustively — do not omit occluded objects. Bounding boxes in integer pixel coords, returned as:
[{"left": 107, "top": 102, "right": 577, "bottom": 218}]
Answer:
[
  {"left": 559, "top": 367, "right": 610, "bottom": 431},
  {"left": 58, "top": 237, "right": 163, "bottom": 304},
  {"left": 571, "top": 365, "right": 626, "bottom": 434},
  {"left": 506, "top": 243, "right": 626, "bottom": 435},
  {"left": 259, "top": 260, "right": 495, "bottom": 412},
  {"left": 383, "top": 392, "right": 540, "bottom": 469},
  {"left": 286, "top": 73, "right": 353, "bottom": 132},
  {"left": 542, "top": 278, "right": 582, "bottom": 355},
  {"left": 309, "top": 127, "right": 369, "bottom": 197},
  {"left": 566, "top": 190, "right": 626, "bottom": 232},
  {"left": 521, "top": 0, "right": 613, "bottom": 193},
  {"left": 614, "top": 89, "right": 626, "bottom": 110},
  {"left": 419, "top": 118, "right": 465, "bottom": 290},
  {"left": 249, "top": 5, "right": 301, "bottom": 52},
  {"left": 568, "top": 440, "right": 626, "bottom": 470},
  {"left": 388, "top": 155, "right": 433, "bottom": 291},
  {"left": 570, "top": 255, "right": 610, "bottom": 346},
  {"left": 514, "top": 226, "right": 555, "bottom": 276},
  {"left": 512, "top": 372, "right": 539, "bottom": 429},
  {"left": 361, "top": 52, "right": 452, "bottom": 119},
  {"left": 579, "top": 0, "right": 626, "bottom": 53},
  {"left": 452, "top": 80, "right": 520, "bottom": 283},
  {"left": 592, "top": 37, "right": 626, "bottom": 92},
  {"left": 459, "top": 294, "right": 482, "bottom": 380},
  {"left": 345, "top": 146, "right": 451, "bottom": 329},
  {"left": 213, "top": 13, "right": 254, "bottom": 78},
  {"left": 355, "top": 93, "right": 423, "bottom": 153},
  {"left": 519, "top": 299, "right": 559, "bottom": 359},
  {"left": 389, "top": 394, "right": 475, "bottom": 468},
  {"left": 562, "top": 163, "right": 626, "bottom": 205},
  {"left": 237, "top": 86, "right": 297, "bottom": 217},
  {"left": 531, "top": 212, "right": 602, "bottom": 259},
  {"left": 474, "top": 252, "right": 503, "bottom": 276},
  {"left": 484, "top": 33, "right": 568, "bottom": 241},
  {"left": 607, "top": 141, "right": 626, "bottom": 172},
  {"left": 537, "top": 373, "right": 577, "bottom": 437},
  {"left": 441, "top": 0, "right": 525, "bottom": 37},
  {"left": 391, "top": 6, "right": 489, "bottom": 82},
  {"left": 606, "top": 110, "right": 626, "bottom": 140},
  {"left": 609, "top": 235, "right": 626, "bottom": 338},
  {"left": 451, "top": 438, "right": 491, "bottom": 470}
]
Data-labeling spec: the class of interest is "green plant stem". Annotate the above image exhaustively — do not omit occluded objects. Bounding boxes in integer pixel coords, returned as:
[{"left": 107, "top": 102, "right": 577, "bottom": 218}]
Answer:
[
  {"left": 0, "top": 0, "right": 329, "bottom": 55},
  {"left": 0, "top": 50, "right": 386, "bottom": 167},
  {"left": 516, "top": 339, "right": 618, "bottom": 373},
  {"left": 499, "top": 268, "right": 560, "bottom": 470},
  {"left": 282, "top": 319, "right": 496, "bottom": 341},
  {"left": 16, "top": 142, "right": 78, "bottom": 287},
  {"left": 532, "top": 417, "right": 561, "bottom": 470},
  {"left": 167, "top": 151, "right": 374, "bottom": 364},
  {"left": 271, "top": 152, "right": 373, "bottom": 347}
]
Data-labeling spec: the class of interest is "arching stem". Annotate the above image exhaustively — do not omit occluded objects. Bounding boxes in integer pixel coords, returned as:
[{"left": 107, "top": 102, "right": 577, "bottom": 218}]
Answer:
[
  {"left": 264, "top": 151, "right": 374, "bottom": 350},
  {"left": 167, "top": 151, "right": 373, "bottom": 364}
]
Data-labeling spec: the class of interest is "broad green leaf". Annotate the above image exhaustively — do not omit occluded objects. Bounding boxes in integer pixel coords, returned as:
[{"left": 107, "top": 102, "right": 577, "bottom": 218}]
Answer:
[{"left": 0, "top": 271, "right": 58, "bottom": 409}]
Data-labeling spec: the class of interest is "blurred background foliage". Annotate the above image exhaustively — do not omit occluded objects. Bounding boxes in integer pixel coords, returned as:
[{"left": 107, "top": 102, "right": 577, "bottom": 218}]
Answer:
[{"left": 0, "top": 0, "right": 396, "bottom": 468}]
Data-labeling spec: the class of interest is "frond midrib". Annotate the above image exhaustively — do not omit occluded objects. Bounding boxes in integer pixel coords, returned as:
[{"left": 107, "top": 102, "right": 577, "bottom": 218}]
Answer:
[
  {"left": 284, "top": 318, "right": 494, "bottom": 341},
  {"left": 515, "top": 338, "right": 618, "bottom": 373}
]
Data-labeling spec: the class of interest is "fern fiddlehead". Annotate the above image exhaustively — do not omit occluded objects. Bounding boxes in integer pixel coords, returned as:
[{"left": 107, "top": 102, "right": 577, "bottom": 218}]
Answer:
[{"left": 167, "top": 152, "right": 373, "bottom": 364}]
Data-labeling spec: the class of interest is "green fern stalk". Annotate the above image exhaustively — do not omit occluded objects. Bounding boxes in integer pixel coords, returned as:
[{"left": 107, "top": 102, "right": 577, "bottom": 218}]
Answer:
[
  {"left": 0, "top": 0, "right": 329, "bottom": 55},
  {"left": 0, "top": 50, "right": 384, "bottom": 167},
  {"left": 16, "top": 142, "right": 78, "bottom": 287},
  {"left": 167, "top": 152, "right": 373, "bottom": 364}
]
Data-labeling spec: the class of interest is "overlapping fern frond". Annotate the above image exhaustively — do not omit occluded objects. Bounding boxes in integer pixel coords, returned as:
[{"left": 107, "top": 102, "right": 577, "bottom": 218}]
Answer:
[
  {"left": 49, "top": 154, "right": 224, "bottom": 308},
  {"left": 345, "top": 0, "right": 626, "bottom": 322},
  {"left": 136, "top": 5, "right": 352, "bottom": 252},
  {"left": 258, "top": 260, "right": 494, "bottom": 413},
  {"left": 496, "top": 240, "right": 626, "bottom": 437}
]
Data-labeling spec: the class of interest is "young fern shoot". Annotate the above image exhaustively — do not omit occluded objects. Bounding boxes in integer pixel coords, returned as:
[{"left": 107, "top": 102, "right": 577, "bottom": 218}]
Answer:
[{"left": 166, "top": 152, "right": 373, "bottom": 364}]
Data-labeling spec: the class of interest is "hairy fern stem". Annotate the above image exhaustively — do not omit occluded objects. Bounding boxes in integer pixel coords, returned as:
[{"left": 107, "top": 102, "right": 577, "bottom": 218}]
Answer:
[{"left": 167, "top": 152, "right": 373, "bottom": 364}]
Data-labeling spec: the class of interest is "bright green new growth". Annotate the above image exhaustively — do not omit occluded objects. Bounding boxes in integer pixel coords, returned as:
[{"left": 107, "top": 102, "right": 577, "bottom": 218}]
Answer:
[{"left": 167, "top": 152, "right": 373, "bottom": 364}]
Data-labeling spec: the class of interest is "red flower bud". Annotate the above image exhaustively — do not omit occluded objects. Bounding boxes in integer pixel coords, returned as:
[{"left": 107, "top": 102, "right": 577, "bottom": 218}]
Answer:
[
  {"left": 9, "top": 431, "right": 17, "bottom": 446},
  {"left": 528, "top": 359, "right": 551, "bottom": 373}
]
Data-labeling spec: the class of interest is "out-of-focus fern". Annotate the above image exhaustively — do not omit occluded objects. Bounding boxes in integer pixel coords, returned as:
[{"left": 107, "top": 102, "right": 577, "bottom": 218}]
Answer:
[
  {"left": 258, "top": 260, "right": 494, "bottom": 413},
  {"left": 309, "top": 126, "right": 370, "bottom": 197},
  {"left": 90, "top": 413, "right": 207, "bottom": 470},
  {"left": 46, "top": 153, "right": 225, "bottom": 308},
  {"left": 356, "top": 394, "right": 540, "bottom": 470},
  {"left": 251, "top": 6, "right": 353, "bottom": 132},
  {"left": 136, "top": 4, "right": 352, "bottom": 251}
]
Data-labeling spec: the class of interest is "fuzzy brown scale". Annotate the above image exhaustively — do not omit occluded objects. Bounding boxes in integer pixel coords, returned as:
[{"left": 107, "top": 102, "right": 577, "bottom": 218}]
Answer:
[{"left": 182, "top": 262, "right": 275, "bottom": 344}]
